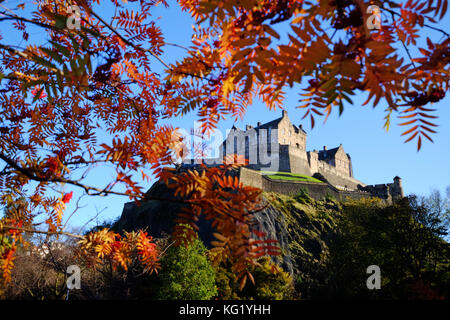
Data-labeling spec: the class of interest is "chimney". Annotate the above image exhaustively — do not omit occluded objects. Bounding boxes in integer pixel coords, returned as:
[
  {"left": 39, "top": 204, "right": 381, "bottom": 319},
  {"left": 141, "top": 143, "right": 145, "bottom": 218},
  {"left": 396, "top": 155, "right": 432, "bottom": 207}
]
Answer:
[
  {"left": 323, "top": 146, "right": 327, "bottom": 150},
  {"left": 299, "top": 124, "right": 303, "bottom": 131},
  {"left": 257, "top": 122, "right": 262, "bottom": 127},
  {"left": 282, "top": 110, "right": 287, "bottom": 117},
  {"left": 246, "top": 124, "right": 253, "bottom": 130}
]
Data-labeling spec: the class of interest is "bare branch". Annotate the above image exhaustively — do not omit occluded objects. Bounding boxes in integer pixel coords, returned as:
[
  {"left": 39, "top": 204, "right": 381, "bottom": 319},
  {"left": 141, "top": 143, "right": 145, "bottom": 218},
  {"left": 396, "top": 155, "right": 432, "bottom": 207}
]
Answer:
[{"left": 0, "top": 225, "right": 84, "bottom": 239}]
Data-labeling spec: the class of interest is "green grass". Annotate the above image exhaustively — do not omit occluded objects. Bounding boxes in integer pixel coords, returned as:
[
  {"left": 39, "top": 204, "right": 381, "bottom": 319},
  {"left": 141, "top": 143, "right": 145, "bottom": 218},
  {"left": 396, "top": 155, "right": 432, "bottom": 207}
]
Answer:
[{"left": 260, "top": 171, "right": 323, "bottom": 183}]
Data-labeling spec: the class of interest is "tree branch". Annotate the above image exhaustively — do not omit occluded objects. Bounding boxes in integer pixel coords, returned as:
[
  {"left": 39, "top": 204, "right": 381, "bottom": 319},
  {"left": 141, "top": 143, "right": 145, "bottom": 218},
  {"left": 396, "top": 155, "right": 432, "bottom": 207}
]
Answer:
[
  {"left": 0, "top": 152, "right": 215, "bottom": 205},
  {"left": 0, "top": 225, "right": 84, "bottom": 239}
]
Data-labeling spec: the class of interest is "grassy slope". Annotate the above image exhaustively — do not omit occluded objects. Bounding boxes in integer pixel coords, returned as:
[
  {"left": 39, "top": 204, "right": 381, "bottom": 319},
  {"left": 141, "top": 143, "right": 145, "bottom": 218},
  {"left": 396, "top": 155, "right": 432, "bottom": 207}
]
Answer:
[{"left": 260, "top": 171, "right": 324, "bottom": 183}]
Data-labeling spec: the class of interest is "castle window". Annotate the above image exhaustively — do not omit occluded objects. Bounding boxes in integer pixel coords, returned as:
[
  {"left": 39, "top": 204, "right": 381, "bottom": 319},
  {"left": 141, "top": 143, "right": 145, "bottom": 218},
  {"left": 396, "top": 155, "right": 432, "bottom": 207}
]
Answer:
[
  {"left": 245, "top": 136, "right": 249, "bottom": 160},
  {"left": 296, "top": 143, "right": 299, "bottom": 148}
]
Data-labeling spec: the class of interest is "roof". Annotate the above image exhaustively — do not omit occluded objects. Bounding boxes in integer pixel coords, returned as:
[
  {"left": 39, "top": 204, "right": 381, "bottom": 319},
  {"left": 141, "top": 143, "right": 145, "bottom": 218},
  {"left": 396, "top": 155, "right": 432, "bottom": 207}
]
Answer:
[
  {"left": 229, "top": 111, "right": 306, "bottom": 135},
  {"left": 318, "top": 146, "right": 340, "bottom": 161},
  {"left": 254, "top": 117, "right": 283, "bottom": 130},
  {"left": 293, "top": 124, "right": 307, "bottom": 134}
]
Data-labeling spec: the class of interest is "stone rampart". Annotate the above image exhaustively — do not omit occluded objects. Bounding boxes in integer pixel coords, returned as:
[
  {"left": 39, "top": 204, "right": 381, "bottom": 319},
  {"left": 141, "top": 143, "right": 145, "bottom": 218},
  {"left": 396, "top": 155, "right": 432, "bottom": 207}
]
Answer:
[{"left": 239, "top": 168, "right": 373, "bottom": 202}]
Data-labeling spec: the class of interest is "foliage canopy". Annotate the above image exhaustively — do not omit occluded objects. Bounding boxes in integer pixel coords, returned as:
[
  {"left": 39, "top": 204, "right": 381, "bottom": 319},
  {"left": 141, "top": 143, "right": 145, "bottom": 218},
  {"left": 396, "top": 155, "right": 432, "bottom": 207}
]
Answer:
[{"left": 0, "top": 0, "right": 448, "bottom": 288}]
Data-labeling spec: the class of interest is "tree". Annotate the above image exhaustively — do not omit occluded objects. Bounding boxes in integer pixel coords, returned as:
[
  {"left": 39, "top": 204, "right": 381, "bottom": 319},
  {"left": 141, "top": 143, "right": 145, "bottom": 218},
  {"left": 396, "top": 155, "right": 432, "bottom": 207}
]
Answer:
[
  {"left": 0, "top": 0, "right": 448, "bottom": 289},
  {"left": 156, "top": 234, "right": 217, "bottom": 300},
  {"left": 419, "top": 188, "right": 450, "bottom": 237},
  {"left": 409, "top": 190, "right": 449, "bottom": 240},
  {"left": 327, "top": 197, "right": 449, "bottom": 299}
]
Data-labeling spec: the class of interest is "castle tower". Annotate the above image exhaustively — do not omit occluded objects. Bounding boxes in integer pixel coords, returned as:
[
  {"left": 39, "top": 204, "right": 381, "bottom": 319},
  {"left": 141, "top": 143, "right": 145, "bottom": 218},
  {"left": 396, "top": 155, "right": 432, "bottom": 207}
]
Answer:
[{"left": 392, "top": 176, "right": 404, "bottom": 198}]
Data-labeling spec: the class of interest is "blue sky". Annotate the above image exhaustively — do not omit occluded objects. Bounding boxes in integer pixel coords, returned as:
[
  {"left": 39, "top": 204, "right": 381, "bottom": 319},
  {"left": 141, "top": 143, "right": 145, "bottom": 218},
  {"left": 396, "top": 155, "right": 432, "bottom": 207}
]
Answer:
[{"left": 1, "top": 1, "right": 449, "bottom": 231}]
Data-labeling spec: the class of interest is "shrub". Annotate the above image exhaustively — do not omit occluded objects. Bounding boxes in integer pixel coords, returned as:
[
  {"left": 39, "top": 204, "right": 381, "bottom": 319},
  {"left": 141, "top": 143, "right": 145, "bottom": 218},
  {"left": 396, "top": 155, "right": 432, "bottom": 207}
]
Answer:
[
  {"left": 2, "top": 239, "right": 77, "bottom": 300},
  {"left": 242, "top": 257, "right": 293, "bottom": 300},
  {"left": 214, "top": 256, "right": 293, "bottom": 300},
  {"left": 294, "top": 188, "right": 312, "bottom": 204}
]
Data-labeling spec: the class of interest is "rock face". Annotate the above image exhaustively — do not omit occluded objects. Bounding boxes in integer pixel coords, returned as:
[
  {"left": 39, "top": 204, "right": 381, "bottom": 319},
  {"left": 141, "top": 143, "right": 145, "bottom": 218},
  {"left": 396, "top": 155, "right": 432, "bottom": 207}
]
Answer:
[
  {"left": 263, "top": 192, "right": 341, "bottom": 296},
  {"left": 114, "top": 182, "right": 342, "bottom": 281},
  {"left": 250, "top": 201, "right": 295, "bottom": 274},
  {"left": 115, "top": 182, "right": 183, "bottom": 238},
  {"left": 114, "top": 182, "right": 216, "bottom": 244}
]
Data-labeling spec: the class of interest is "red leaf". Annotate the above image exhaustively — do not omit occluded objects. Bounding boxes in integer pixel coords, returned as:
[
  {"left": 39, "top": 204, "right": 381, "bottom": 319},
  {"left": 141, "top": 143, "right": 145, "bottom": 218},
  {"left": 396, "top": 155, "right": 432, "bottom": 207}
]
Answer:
[
  {"left": 31, "top": 86, "right": 47, "bottom": 99},
  {"left": 62, "top": 191, "right": 73, "bottom": 204}
]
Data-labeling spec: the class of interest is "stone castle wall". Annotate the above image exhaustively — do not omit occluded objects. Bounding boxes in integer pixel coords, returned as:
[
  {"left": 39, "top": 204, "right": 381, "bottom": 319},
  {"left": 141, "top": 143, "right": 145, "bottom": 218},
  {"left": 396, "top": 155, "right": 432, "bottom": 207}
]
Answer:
[
  {"left": 284, "top": 146, "right": 312, "bottom": 176},
  {"left": 306, "top": 150, "right": 361, "bottom": 190},
  {"left": 174, "top": 166, "right": 402, "bottom": 203},
  {"left": 239, "top": 168, "right": 400, "bottom": 202},
  {"left": 316, "top": 162, "right": 363, "bottom": 190},
  {"left": 358, "top": 177, "right": 404, "bottom": 202},
  {"left": 239, "top": 166, "right": 264, "bottom": 189}
]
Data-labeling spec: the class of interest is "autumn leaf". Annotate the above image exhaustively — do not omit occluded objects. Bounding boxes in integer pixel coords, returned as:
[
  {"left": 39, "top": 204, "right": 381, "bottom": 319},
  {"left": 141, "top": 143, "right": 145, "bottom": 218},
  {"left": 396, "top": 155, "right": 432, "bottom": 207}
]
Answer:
[{"left": 62, "top": 191, "right": 73, "bottom": 204}]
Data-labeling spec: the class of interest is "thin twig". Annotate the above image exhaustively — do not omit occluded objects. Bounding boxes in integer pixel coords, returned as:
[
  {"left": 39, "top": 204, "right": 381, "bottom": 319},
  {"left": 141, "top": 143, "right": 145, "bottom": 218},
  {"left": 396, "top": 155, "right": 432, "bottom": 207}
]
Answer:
[{"left": 383, "top": 6, "right": 450, "bottom": 38}]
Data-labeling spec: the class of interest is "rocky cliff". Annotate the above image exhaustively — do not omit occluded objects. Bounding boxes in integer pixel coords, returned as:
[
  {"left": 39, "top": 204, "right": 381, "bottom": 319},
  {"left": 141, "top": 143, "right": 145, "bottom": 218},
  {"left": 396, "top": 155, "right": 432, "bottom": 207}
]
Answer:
[{"left": 114, "top": 182, "right": 343, "bottom": 284}]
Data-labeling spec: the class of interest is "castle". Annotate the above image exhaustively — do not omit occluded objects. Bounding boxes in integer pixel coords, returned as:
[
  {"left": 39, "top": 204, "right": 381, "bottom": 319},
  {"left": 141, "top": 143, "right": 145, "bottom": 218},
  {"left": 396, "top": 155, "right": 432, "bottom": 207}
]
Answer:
[{"left": 182, "top": 110, "right": 404, "bottom": 202}]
